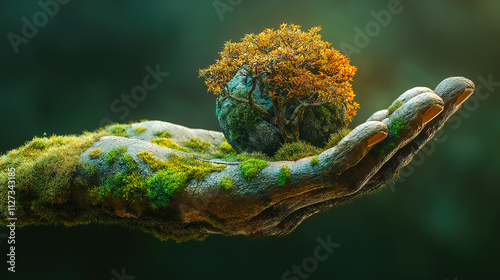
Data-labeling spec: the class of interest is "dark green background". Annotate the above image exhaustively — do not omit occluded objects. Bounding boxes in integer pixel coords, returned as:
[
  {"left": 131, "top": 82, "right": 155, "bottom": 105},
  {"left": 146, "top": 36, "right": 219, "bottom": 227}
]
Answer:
[{"left": 1, "top": 0, "right": 499, "bottom": 279}]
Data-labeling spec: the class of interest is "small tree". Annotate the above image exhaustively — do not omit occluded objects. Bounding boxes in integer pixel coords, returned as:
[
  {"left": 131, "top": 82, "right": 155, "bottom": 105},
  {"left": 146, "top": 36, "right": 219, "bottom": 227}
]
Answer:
[{"left": 199, "top": 23, "right": 358, "bottom": 142}]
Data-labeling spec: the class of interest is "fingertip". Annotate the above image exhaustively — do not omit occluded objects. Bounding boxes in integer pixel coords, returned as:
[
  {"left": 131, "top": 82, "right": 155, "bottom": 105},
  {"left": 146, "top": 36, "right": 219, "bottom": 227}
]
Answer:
[{"left": 434, "top": 77, "right": 475, "bottom": 106}]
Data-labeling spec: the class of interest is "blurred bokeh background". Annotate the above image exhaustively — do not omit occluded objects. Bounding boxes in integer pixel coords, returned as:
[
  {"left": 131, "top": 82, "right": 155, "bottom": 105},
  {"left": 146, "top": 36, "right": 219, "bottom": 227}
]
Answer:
[{"left": 0, "top": 0, "right": 499, "bottom": 279}]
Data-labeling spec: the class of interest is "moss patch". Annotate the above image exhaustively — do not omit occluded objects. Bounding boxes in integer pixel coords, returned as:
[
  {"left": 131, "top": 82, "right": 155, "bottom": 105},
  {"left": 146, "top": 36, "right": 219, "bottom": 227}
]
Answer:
[
  {"left": 278, "top": 165, "right": 291, "bottom": 186},
  {"left": 324, "top": 128, "right": 352, "bottom": 149},
  {"left": 183, "top": 138, "right": 211, "bottom": 153},
  {"left": 88, "top": 148, "right": 104, "bottom": 159},
  {"left": 213, "top": 141, "right": 237, "bottom": 159},
  {"left": 218, "top": 175, "right": 233, "bottom": 190},
  {"left": 374, "top": 118, "right": 407, "bottom": 155},
  {"left": 240, "top": 158, "right": 268, "bottom": 180},
  {"left": 273, "top": 141, "right": 322, "bottom": 161},
  {"left": 154, "top": 130, "right": 172, "bottom": 139},
  {"left": 137, "top": 151, "right": 226, "bottom": 208},
  {"left": 0, "top": 132, "right": 102, "bottom": 226},
  {"left": 105, "top": 146, "right": 128, "bottom": 165},
  {"left": 310, "top": 156, "right": 319, "bottom": 166},
  {"left": 151, "top": 138, "right": 188, "bottom": 152},
  {"left": 106, "top": 124, "right": 130, "bottom": 137},
  {"left": 133, "top": 126, "right": 147, "bottom": 135},
  {"left": 387, "top": 100, "right": 404, "bottom": 115},
  {"left": 123, "top": 153, "right": 138, "bottom": 172},
  {"left": 225, "top": 101, "right": 264, "bottom": 149}
]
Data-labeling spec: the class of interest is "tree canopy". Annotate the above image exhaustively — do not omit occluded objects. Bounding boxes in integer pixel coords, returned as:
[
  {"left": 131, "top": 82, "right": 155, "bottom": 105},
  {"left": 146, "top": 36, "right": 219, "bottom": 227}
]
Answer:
[{"left": 200, "top": 23, "right": 359, "bottom": 142}]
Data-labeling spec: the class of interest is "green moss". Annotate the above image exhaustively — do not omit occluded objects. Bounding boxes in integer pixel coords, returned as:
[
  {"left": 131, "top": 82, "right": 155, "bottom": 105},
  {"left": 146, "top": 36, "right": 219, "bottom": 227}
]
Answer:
[
  {"left": 278, "top": 165, "right": 291, "bottom": 186},
  {"left": 0, "top": 132, "right": 103, "bottom": 226},
  {"left": 132, "top": 126, "right": 147, "bottom": 134},
  {"left": 213, "top": 141, "right": 237, "bottom": 159},
  {"left": 183, "top": 137, "right": 211, "bottom": 153},
  {"left": 146, "top": 169, "right": 187, "bottom": 209},
  {"left": 324, "top": 128, "right": 352, "bottom": 149},
  {"left": 225, "top": 102, "right": 264, "bottom": 147},
  {"left": 213, "top": 141, "right": 269, "bottom": 162},
  {"left": 84, "top": 163, "right": 97, "bottom": 176},
  {"left": 218, "top": 175, "right": 233, "bottom": 190},
  {"left": 218, "top": 141, "right": 236, "bottom": 155},
  {"left": 151, "top": 138, "right": 189, "bottom": 152},
  {"left": 90, "top": 150, "right": 227, "bottom": 210},
  {"left": 235, "top": 152, "right": 270, "bottom": 162},
  {"left": 137, "top": 151, "right": 226, "bottom": 208},
  {"left": 233, "top": 89, "right": 249, "bottom": 98},
  {"left": 88, "top": 172, "right": 149, "bottom": 205},
  {"left": 123, "top": 153, "right": 138, "bottom": 172},
  {"left": 88, "top": 148, "right": 104, "bottom": 159},
  {"left": 387, "top": 100, "right": 404, "bottom": 115},
  {"left": 106, "top": 124, "right": 130, "bottom": 137},
  {"left": 105, "top": 146, "right": 127, "bottom": 165},
  {"left": 314, "top": 105, "right": 332, "bottom": 120},
  {"left": 374, "top": 118, "right": 407, "bottom": 155},
  {"left": 240, "top": 158, "right": 268, "bottom": 180},
  {"left": 273, "top": 140, "right": 322, "bottom": 161},
  {"left": 154, "top": 130, "right": 172, "bottom": 139},
  {"left": 310, "top": 156, "right": 319, "bottom": 166}
]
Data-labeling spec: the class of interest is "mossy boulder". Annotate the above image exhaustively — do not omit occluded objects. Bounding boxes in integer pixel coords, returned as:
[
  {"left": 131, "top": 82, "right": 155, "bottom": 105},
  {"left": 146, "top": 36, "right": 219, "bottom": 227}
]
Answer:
[{"left": 216, "top": 73, "right": 350, "bottom": 156}]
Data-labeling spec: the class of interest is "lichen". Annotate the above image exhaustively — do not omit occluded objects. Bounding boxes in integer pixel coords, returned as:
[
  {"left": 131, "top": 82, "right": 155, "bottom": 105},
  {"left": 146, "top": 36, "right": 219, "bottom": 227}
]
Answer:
[
  {"left": 240, "top": 158, "right": 268, "bottom": 180},
  {"left": 278, "top": 165, "right": 291, "bottom": 186}
]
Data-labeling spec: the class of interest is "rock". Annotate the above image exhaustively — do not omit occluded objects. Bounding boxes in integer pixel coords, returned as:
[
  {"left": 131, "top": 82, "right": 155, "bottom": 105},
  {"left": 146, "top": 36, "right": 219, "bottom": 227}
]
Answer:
[{"left": 216, "top": 73, "right": 350, "bottom": 156}]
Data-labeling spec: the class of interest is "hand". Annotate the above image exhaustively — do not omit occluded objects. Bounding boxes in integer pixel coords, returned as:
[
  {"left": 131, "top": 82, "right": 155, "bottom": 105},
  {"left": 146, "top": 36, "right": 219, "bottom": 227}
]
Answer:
[{"left": 2, "top": 77, "right": 474, "bottom": 241}]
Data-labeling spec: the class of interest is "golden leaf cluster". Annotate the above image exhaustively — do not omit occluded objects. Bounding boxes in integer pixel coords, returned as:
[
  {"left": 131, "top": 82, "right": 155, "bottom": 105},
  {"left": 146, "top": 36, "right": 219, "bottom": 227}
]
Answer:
[{"left": 199, "top": 23, "right": 359, "bottom": 119}]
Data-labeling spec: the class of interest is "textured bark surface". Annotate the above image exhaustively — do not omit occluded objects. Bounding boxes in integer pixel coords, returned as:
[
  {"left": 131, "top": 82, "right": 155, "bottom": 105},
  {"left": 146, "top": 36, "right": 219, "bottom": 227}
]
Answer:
[{"left": 1, "top": 77, "right": 475, "bottom": 241}]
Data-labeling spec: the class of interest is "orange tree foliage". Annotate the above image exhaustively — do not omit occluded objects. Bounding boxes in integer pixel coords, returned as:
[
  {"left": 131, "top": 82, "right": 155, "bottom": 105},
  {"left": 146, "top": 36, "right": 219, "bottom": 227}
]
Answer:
[{"left": 199, "top": 23, "right": 358, "bottom": 142}]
